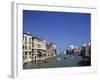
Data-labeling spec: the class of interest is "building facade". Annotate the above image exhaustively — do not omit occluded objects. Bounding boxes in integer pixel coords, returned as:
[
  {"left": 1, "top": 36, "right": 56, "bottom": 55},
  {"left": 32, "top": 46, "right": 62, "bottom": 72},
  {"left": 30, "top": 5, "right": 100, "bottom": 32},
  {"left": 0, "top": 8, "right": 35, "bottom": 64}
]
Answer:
[
  {"left": 82, "top": 42, "right": 91, "bottom": 58},
  {"left": 23, "top": 33, "right": 32, "bottom": 64},
  {"left": 74, "top": 46, "right": 81, "bottom": 54},
  {"left": 23, "top": 32, "right": 57, "bottom": 63},
  {"left": 66, "top": 45, "right": 80, "bottom": 54},
  {"left": 32, "top": 37, "right": 47, "bottom": 61},
  {"left": 46, "top": 43, "right": 56, "bottom": 58}
]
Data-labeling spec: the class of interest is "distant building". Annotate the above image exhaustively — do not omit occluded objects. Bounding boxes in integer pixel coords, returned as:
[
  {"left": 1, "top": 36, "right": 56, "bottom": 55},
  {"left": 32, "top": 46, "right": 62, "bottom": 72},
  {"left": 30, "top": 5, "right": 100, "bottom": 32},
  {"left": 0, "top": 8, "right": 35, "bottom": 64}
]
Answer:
[
  {"left": 82, "top": 42, "right": 91, "bottom": 58},
  {"left": 66, "top": 45, "right": 80, "bottom": 54},
  {"left": 69, "top": 45, "right": 75, "bottom": 50},
  {"left": 74, "top": 46, "right": 81, "bottom": 54},
  {"left": 23, "top": 32, "right": 32, "bottom": 63},
  {"left": 69, "top": 45, "right": 75, "bottom": 54},
  {"left": 46, "top": 43, "right": 56, "bottom": 58}
]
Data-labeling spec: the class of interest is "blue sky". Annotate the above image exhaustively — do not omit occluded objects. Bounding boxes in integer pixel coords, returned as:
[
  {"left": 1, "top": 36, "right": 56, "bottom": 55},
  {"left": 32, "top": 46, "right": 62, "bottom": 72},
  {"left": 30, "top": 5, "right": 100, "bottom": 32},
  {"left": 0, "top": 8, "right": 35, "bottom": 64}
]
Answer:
[{"left": 23, "top": 10, "right": 91, "bottom": 51}]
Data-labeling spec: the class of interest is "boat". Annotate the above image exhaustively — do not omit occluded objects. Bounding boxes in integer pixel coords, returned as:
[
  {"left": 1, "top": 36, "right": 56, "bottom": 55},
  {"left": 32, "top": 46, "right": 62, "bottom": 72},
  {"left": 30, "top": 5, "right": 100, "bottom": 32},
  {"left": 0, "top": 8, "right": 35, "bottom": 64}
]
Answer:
[{"left": 64, "top": 56, "right": 69, "bottom": 59}]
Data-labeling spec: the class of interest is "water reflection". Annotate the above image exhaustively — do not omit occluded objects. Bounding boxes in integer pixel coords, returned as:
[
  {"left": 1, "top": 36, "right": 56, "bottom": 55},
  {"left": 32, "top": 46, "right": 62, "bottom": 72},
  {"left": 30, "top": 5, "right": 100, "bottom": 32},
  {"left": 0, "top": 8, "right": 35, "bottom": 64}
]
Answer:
[
  {"left": 23, "top": 53, "right": 91, "bottom": 69},
  {"left": 78, "top": 58, "right": 91, "bottom": 66}
]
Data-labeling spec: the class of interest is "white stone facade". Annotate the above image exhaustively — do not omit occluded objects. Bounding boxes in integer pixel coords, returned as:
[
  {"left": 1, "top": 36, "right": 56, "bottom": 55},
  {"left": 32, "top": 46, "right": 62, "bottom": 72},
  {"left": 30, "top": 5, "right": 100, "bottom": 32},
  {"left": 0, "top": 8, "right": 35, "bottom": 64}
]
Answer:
[
  {"left": 32, "top": 37, "right": 47, "bottom": 61},
  {"left": 23, "top": 32, "right": 57, "bottom": 63},
  {"left": 23, "top": 33, "right": 32, "bottom": 63}
]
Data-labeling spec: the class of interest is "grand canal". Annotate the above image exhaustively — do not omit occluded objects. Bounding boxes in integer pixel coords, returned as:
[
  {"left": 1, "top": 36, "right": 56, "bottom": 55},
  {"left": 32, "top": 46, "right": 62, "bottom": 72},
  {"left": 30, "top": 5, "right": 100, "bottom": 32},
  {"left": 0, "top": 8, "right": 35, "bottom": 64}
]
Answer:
[{"left": 23, "top": 54, "right": 90, "bottom": 69}]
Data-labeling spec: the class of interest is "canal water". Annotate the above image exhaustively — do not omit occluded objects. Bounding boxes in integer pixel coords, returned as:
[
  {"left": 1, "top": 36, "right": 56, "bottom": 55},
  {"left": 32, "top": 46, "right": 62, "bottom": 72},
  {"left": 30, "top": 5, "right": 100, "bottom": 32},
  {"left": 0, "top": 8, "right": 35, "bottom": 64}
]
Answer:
[{"left": 23, "top": 54, "right": 90, "bottom": 69}]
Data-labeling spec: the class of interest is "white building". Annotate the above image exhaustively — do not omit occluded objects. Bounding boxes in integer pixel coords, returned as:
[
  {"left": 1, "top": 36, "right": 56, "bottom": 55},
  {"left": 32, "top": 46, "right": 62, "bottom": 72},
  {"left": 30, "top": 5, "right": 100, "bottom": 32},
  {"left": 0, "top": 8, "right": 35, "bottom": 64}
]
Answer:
[
  {"left": 23, "top": 32, "right": 32, "bottom": 63},
  {"left": 82, "top": 42, "right": 91, "bottom": 58},
  {"left": 32, "top": 37, "right": 47, "bottom": 61},
  {"left": 23, "top": 32, "right": 57, "bottom": 62},
  {"left": 69, "top": 45, "right": 75, "bottom": 50}
]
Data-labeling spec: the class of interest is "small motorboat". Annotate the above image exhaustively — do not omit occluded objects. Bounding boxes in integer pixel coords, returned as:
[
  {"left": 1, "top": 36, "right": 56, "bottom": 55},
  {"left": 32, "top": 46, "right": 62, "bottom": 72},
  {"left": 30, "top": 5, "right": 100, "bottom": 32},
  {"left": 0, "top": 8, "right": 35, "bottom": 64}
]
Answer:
[{"left": 64, "top": 56, "right": 69, "bottom": 59}]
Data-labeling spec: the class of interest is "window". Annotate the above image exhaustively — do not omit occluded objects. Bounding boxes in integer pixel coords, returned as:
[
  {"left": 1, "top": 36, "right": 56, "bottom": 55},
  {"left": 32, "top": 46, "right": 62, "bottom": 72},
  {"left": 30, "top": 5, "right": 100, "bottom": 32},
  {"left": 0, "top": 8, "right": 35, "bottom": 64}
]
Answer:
[
  {"left": 25, "top": 46, "right": 27, "bottom": 50},
  {"left": 38, "top": 44, "right": 41, "bottom": 48},
  {"left": 29, "top": 46, "right": 31, "bottom": 50},
  {"left": 25, "top": 36, "right": 27, "bottom": 44},
  {"left": 29, "top": 52, "right": 31, "bottom": 55},
  {"left": 25, "top": 52, "right": 27, "bottom": 55},
  {"left": 32, "top": 42, "right": 34, "bottom": 47},
  {"left": 29, "top": 37, "right": 31, "bottom": 44},
  {"left": 23, "top": 36, "right": 24, "bottom": 41},
  {"left": 23, "top": 46, "right": 24, "bottom": 50},
  {"left": 29, "top": 52, "right": 31, "bottom": 58}
]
